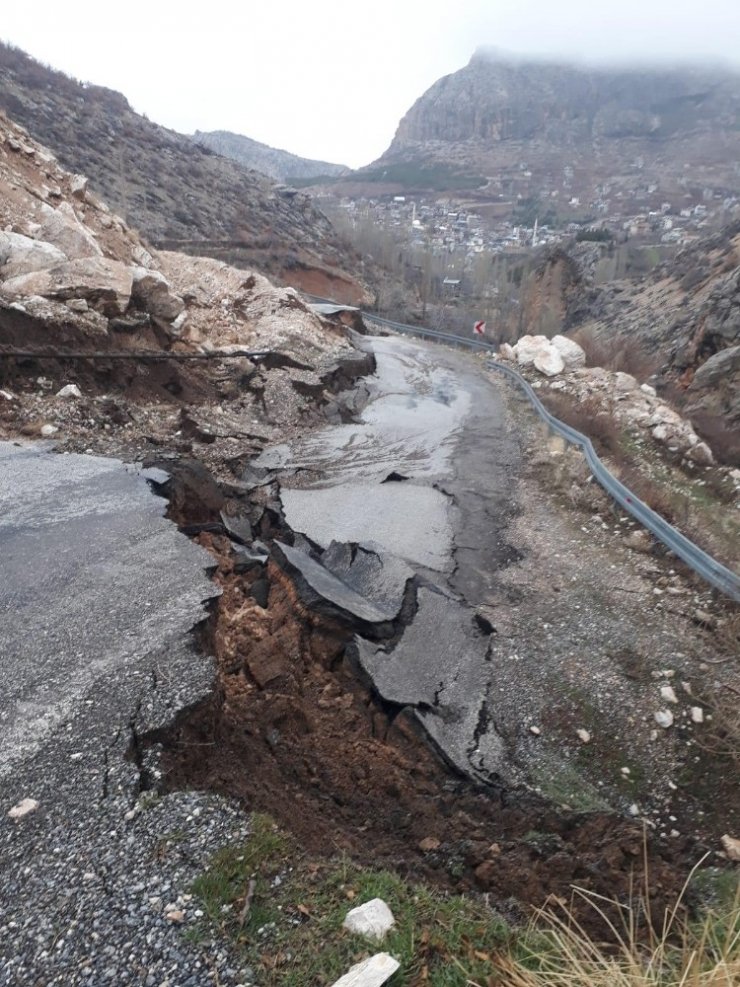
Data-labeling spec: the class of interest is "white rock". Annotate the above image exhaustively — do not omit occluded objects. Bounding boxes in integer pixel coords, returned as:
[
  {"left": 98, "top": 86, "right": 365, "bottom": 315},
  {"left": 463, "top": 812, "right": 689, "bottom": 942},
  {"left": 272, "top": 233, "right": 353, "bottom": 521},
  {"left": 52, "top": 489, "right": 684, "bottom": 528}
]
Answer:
[
  {"left": 654, "top": 709, "right": 674, "bottom": 729},
  {"left": 498, "top": 342, "right": 516, "bottom": 361},
  {"left": 40, "top": 424, "right": 59, "bottom": 437},
  {"left": 38, "top": 202, "right": 103, "bottom": 259},
  {"left": 131, "top": 245, "right": 155, "bottom": 268},
  {"left": 576, "top": 728, "right": 591, "bottom": 743},
  {"left": 8, "top": 798, "right": 39, "bottom": 820},
  {"left": 343, "top": 899, "right": 395, "bottom": 941},
  {"left": 640, "top": 383, "right": 657, "bottom": 397},
  {"left": 533, "top": 345, "right": 565, "bottom": 377},
  {"left": 0, "top": 231, "right": 67, "bottom": 279},
  {"left": 0, "top": 389, "right": 15, "bottom": 401},
  {"left": 660, "top": 685, "right": 678, "bottom": 704},
  {"left": 56, "top": 384, "right": 82, "bottom": 399},
  {"left": 69, "top": 174, "right": 88, "bottom": 200},
  {"left": 514, "top": 334, "right": 549, "bottom": 365},
  {"left": 551, "top": 334, "right": 586, "bottom": 370},
  {"left": 2, "top": 257, "right": 133, "bottom": 317},
  {"left": 330, "top": 953, "right": 400, "bottom": 987},
  {"left": 690, "top": 706, "right": 704, "bottom": 724},
  {"left": 169, "top": 309, "right": 189, "bottom": 335},
  {"left": 131, "top": 267, "right": 185, "bottom": 324},
  {"left": 613, "top": 371, "right": 638, "bottom": 393},
  {"left": 628, "top": 803, "right": 640, "bottom": 816},
  {"left": 530, "top": 725, "right": 541, "bottom": 736},
  {"left": 721, "top": 834, "right": 740, "bottom": 862}
]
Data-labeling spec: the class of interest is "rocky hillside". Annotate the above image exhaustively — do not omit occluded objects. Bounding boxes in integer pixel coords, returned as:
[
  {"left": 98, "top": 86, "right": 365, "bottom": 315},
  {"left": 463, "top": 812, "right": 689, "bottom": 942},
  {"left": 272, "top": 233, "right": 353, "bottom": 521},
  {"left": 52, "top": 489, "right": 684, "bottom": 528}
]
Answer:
[
  {"left": 0, "top": 42, "right": 367, "bottom": 303},
  {"left": 577, "top": 225, "right": 740, "bottom": 443},
  {"left": 349, "top": 50, "right": 740, "bottom": 213},
  {"left": 0, "top": 107, "right": 362, "bottom": 456},
  {"left": 192, "top": 130, "right": 347, "bottom": 182},
  {"left": 508, "top": 224, "right": 740, "bottom": 459}
]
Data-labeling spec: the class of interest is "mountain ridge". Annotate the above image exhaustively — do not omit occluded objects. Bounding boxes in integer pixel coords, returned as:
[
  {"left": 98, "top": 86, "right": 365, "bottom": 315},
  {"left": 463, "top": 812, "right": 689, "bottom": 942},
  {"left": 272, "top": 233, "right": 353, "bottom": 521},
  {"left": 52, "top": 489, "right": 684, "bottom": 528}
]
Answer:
[
  {"left": 192, "top": 129, "right": 348, "bottom": 182},
  {"left": 339, "top": 51, "right": 740, "bottom": 217}
]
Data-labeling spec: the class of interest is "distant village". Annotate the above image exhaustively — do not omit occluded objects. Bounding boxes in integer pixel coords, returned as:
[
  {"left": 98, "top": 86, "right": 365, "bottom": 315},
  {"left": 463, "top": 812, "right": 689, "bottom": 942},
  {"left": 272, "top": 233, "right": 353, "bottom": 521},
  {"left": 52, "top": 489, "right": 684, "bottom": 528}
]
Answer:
[{"left": 322, "top": 174, "right": 740, "bottom": 263}]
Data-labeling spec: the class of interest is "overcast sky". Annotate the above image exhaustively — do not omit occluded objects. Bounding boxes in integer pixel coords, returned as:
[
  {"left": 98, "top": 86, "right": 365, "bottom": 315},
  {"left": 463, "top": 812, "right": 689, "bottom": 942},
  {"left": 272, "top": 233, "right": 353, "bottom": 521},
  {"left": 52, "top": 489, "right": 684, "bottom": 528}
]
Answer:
[{"left": 2, "top": 0, "right": 740, "bottom": 168}]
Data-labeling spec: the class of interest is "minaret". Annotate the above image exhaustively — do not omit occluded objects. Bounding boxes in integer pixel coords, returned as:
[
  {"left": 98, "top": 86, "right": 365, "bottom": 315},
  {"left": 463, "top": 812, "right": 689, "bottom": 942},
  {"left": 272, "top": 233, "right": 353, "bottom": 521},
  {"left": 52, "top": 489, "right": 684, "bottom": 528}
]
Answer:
[{"left": 532, "top": 216, "right": 539, "bottom": 247}]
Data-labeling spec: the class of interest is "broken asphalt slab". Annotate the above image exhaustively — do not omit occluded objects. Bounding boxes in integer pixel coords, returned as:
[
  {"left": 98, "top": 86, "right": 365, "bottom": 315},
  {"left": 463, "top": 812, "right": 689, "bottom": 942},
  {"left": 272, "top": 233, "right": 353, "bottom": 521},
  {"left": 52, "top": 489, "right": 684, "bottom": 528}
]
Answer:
[
  {"left": 253, "top": 335, "right": 517, "bottom": 785},
  {"left": 0, "top": 441, "right": 218, "bottom": 777},
  {"left": 355, "top": 587, "right": 505, "bottom": 782},
  {"left": 273, "top": 541, "right": 396, "bottom": 631}
]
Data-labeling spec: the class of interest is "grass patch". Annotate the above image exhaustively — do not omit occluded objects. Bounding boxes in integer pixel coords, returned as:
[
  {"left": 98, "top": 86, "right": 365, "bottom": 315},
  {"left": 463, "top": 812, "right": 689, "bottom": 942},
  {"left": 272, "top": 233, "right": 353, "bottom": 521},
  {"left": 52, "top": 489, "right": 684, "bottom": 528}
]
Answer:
[
  {"left": 528, "top": 760, "right": 611, "bottom": 813},
  {"left": 190, "top": 814, "right": 510, "bottom": 986}
]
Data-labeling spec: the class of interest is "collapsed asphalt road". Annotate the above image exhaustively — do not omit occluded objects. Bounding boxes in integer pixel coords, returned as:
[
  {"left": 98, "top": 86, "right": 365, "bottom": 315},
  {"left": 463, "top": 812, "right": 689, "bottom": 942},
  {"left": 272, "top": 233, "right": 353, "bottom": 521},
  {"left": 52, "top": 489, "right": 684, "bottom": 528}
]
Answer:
[
  {"left": 252, "top": 336, "right": 522, "bottom": 781},
  {"left": 0, "top": 443, "right": 255, "bottom": 986}
]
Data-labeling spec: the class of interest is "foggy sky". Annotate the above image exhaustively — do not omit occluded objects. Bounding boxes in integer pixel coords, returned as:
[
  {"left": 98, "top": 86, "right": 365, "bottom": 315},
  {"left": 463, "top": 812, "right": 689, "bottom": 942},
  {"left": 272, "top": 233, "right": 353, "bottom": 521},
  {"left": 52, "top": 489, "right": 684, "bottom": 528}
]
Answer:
[{"left": 2, "top": 0, "right": 739, "bottom": 168}]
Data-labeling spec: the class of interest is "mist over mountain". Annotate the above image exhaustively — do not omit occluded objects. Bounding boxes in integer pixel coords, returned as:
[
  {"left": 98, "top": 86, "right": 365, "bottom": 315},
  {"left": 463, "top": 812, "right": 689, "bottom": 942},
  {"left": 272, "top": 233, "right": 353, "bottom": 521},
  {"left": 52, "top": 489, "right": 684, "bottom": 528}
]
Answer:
[{"left": 341, "top": 50, "right": 740, "bottom": 215}]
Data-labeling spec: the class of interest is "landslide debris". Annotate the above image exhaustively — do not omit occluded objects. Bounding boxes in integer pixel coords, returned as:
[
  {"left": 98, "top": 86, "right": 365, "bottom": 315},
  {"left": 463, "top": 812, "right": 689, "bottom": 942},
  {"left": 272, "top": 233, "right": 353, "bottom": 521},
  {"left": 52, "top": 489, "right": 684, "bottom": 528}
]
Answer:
[
  {"left": 0, "top": 42, "right": 368, "bottom": 302},
  {"left": 1, "top": 104, "right": 735, "bottom": 952},
  {"left": 0, "top": 110, "right": 363, "bottom": 465},
  {"left": 149, "top": 509, "right": 710, "bottom": 938}
]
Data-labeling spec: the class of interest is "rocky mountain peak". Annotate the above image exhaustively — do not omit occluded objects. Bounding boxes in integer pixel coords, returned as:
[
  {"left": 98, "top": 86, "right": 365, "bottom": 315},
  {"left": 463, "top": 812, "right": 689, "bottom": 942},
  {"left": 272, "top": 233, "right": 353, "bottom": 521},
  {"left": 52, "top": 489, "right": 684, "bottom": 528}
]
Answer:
[{"left": 388, "top": 52, "right": 740, "bottom": 150}]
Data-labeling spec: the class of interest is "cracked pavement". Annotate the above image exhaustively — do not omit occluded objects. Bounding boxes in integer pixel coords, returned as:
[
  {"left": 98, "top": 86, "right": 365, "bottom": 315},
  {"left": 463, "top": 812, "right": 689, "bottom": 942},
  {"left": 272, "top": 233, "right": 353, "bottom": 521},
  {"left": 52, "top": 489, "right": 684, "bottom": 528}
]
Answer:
[
  {"left": 0, "top": 442, "right": 253, "bottom": 986},
  {"left": 259, "top": 335, "right": 521, "bottom": 783}
]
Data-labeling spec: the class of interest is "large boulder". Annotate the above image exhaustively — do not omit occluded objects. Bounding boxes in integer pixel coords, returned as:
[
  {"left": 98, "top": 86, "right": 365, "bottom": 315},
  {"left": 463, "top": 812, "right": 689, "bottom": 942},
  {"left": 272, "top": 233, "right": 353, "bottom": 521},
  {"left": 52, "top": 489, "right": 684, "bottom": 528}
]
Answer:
[
  {"left": 1, "top": 257, "right": 133, "bottom": 317},
  {"left": 37, "top": 202, "right": 103, "bottom": 260},
  {"left": 613, "top": 371, "right": 639, "bottom": 394},
  {"left": 687, "top": 345, "right": 740, "bottom": 426},
  {"left": 551, "top": 334, "right": 586, "bottom": 370},
  {"left": 0, "top": 232, "right": 67, "bottom": 280},
  {"left": 533, "top": 344, "right": 565, "bottom": 377},
  {"left": 131, "top": 267, "right": 185, "bottom": 325},
  {"left": 514, "top": 334, "right": 549, "bottom": 365}
]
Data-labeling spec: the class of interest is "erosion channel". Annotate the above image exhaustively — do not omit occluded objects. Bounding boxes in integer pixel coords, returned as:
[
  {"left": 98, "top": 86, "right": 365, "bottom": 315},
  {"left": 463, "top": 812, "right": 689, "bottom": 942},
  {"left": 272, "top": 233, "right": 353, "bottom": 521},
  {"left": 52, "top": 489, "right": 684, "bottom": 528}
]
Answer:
[{"left": 152, "top": 333, "right": 711, "bottom": 920}]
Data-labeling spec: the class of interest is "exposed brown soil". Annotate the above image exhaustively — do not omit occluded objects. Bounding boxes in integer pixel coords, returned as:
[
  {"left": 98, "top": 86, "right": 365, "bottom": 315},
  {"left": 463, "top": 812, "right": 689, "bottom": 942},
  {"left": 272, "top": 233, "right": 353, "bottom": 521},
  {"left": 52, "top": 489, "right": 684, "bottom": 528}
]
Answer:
[
  {"left": 279, "top": 263, "right": 367, "bottom": 307},
  {"left": 150, "top": 532, "right": 714, "bottom": 937}
]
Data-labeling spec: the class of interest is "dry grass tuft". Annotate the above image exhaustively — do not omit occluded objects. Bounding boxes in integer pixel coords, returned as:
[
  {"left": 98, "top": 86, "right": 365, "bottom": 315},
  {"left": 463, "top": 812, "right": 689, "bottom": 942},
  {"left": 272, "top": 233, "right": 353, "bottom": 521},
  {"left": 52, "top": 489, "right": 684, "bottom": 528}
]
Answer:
[
  {"left": 542, "top": 393, "right": 626, "bottom": 462},
  {"left": 495, "top": 859, "right": 740, "bottom": 987}
]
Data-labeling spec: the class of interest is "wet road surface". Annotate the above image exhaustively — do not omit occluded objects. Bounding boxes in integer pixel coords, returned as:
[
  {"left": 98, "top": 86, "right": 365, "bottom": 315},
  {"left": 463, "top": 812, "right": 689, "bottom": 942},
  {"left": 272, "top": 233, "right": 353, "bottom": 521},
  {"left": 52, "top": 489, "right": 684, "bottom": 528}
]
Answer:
[{"left": 257, "top": 335, "right": 521, "bottom": 780}]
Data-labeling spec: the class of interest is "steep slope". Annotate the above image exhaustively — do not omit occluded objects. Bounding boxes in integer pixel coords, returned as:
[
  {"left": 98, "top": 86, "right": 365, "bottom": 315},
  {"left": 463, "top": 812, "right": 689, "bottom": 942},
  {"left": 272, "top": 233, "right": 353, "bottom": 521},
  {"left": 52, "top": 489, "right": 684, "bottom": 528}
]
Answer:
[
  {"left": 0, "top": 42, "right": 367, "bottom": 303},
  {"left": 192, "top": 130, "right": 348, "bottom": 182},
  {"left": 349, "top": 50, "right": 740, "bottom": 214},
  {"left": 559, "top": 224, "right": 740, "bottom": 451},
  {"left": 0, "top": 107, "right": 355, "bottom": 434}
]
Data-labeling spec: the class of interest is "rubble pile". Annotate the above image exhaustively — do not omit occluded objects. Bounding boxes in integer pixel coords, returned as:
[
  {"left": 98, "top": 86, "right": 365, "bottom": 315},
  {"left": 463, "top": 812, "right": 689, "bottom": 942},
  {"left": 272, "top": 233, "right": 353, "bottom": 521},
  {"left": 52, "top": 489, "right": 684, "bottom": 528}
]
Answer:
[
  {"left": 498, "top": 333, "right": 722, "bottom": 468},
  {"left": 0, "top": 112, "right": 358, "bottom": 465}
]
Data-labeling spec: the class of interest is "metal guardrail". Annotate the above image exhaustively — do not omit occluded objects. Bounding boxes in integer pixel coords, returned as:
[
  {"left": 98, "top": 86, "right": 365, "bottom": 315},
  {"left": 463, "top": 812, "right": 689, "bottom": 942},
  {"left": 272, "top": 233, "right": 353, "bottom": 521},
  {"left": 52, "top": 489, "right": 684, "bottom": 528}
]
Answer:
[{"left": 314, "top": 302, "right": 740, "bottom": 601}]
